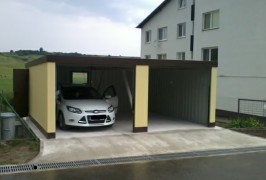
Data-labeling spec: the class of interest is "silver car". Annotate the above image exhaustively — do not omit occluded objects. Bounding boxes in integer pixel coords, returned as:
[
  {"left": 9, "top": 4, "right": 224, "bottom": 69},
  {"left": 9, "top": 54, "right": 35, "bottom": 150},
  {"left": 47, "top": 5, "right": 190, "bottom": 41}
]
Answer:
[{"left": 56, "top": 85, "right": 118, "bottom": 130}]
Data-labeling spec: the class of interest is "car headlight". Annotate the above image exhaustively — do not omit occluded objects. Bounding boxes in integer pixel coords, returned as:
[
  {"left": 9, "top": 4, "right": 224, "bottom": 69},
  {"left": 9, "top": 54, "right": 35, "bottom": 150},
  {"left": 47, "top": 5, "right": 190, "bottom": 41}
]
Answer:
[
  {"left": 108, "top": 105, "right": 114, "bottom": 113},
  {"left": 67, "top": 106, "right": 82, "bottom": 114}
]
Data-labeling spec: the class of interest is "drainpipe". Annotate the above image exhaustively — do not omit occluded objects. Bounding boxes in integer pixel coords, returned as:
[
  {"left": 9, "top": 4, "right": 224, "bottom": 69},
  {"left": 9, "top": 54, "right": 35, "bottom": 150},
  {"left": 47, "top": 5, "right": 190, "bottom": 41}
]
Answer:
[{"left": 190, "top": 0, "right": 195, "bottom": 60}]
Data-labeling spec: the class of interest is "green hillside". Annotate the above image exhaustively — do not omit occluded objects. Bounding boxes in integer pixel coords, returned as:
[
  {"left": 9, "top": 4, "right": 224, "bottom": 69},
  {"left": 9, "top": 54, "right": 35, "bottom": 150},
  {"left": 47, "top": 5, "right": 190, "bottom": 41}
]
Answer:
[
  {"left": 0, "top": 50, "right": 84, "bottom": 96},
  {"left": 0, "top": 52, "right": 43, "bottom": 95}
]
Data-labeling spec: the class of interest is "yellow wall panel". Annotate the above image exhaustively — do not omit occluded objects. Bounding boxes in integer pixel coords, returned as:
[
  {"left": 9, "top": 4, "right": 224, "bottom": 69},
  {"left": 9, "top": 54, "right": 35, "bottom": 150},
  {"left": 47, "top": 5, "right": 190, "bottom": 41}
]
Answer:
[
  {"left": 209, "top": 67, "right": 217, "bottom": 123},
  {"left": 134, "top": 65, "right": 149, "bottom": 128},
  {"left": 29, "top": 62, "right": 56, "bottom": 133}
]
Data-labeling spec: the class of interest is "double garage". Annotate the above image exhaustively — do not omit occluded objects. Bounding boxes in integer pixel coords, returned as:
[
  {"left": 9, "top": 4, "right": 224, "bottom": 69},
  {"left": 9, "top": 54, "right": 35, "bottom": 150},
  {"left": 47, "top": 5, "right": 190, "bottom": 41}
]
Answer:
[{"left": 24, "top": 55, "right": 217, "bottom": 138}]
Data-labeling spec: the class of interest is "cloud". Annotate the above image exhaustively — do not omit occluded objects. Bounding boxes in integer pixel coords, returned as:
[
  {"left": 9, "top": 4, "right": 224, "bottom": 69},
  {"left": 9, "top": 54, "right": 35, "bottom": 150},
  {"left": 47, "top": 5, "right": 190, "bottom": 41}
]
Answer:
[
  {"left": 0, "top": 0, "right": 163, "bottom": 55},
  {"left": 7, "top": 0, "right": 164, "bottom": 24}
]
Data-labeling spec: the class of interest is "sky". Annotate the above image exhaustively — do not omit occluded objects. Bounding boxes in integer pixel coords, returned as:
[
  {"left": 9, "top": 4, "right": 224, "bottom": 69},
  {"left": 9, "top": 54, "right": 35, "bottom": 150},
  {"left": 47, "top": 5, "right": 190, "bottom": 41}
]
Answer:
[{"left": 0, "top": 0, "right": 163, "bottom": 56}]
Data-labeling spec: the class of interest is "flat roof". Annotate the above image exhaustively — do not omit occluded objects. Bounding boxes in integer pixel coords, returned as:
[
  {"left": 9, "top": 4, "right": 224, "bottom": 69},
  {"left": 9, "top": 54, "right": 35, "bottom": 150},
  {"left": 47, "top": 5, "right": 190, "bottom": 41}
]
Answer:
[{"left": 26, "top": 55, "right": 218, "bottom": 69}]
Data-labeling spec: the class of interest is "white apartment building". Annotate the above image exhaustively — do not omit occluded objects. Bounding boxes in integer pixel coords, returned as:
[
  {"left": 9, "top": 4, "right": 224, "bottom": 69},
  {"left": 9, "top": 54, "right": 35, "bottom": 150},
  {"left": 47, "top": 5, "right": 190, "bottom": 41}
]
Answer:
[{"left": 137, "top": 0, "right": 266, "bottom": 115}]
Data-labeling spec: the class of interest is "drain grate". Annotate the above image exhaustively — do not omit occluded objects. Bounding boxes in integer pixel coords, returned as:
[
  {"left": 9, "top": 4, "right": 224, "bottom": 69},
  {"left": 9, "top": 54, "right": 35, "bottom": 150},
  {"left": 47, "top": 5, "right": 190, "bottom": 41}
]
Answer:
[
  {"left": 0, "top": 164, "right": 34, "bottom": 173},
  {"left": 234, "top": 146, "right": 266, "bottom": 152},
  {"left": 73, "top": 160, "right": 99, "bottom": 167},
  {"left": 1, "top": 146, "right": 266, "bottom": 174},
  {"left": 151, "top": 152, "right": 196, "bottom": 160}
]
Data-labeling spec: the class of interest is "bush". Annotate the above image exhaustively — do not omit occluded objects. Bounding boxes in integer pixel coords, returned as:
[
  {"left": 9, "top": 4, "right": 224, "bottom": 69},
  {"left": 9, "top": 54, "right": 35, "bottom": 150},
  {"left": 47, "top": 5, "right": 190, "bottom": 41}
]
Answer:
[{"left": 229, "top": 116, "right": 264, "bottom": 128}]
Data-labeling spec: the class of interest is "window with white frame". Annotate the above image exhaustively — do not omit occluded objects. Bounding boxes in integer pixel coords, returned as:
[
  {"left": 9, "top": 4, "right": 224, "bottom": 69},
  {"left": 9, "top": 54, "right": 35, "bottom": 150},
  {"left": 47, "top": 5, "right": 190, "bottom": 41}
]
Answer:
[
  {"left": 145, "top": 55, "right": 151, "bottom": 59},
  {"left": 202, "top": 47, "right": 218, "bottom": 61},
  {"left": 177, "top": 52, "right": 185, "bottom": 60},
  {"left": 178, "top": 0, "right": 186, "bottom": 9},
  {"left": 145, "top": 30, "right": 151, "bottom": 43},
  {"left": 157, "top": 54, "right": 167, "bottom": 60},
  {"left": 177, "top": 23, "right": 186, "bottom": 38},
  {"left": 203, "top": 10, "right": 219, "bottom": 30},
  {"left": 158, "top": 27, "right": 167, "bottom": 41}
]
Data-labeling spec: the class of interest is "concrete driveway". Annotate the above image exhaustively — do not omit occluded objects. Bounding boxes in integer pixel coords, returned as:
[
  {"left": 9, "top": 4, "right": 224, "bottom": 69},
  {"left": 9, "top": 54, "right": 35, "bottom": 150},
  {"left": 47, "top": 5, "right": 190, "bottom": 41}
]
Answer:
[{"left": 27, "top": 116, "right": 266, "bottom": 164}]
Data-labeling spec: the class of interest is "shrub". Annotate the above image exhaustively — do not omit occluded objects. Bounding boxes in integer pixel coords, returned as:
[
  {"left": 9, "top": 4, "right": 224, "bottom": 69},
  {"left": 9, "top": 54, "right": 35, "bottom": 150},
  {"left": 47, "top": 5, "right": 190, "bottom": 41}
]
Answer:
[{"left": 229, "top": 116, "right": 264, "bottom": 128}]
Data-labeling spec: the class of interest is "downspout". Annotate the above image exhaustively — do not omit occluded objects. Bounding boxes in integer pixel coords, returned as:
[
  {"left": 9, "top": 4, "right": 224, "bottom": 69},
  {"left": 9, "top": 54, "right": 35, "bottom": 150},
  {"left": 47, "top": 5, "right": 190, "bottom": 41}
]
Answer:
[{"left": 190, "top": 0, "right": 195, "bottom": 60}]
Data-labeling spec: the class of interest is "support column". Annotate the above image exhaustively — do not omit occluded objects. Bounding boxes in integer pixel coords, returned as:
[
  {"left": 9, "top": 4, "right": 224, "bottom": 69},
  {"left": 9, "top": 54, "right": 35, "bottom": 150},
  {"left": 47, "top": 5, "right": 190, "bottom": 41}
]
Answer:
[
  {"left": 209, "top": 67, "right": 217, "bottom": 127},
  {"left": 133, "top": 65, "right": 149, "bottom": 132},
  {"left": 29, "top": 62, "right": 56, "bottom": 138}
]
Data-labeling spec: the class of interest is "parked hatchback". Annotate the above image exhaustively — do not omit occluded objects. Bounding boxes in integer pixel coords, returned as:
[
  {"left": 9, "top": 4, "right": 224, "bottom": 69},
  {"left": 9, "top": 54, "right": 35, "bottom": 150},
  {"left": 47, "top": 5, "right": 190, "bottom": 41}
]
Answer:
[{"left": 56, "top": 84, "right": 118, "bottom": 130}]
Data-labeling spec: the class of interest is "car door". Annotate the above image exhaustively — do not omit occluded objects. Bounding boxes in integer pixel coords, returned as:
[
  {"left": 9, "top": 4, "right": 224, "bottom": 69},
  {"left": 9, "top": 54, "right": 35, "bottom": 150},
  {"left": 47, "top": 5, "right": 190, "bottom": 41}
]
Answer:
[{"left": 103, "top": 86, "right": 118, "bottom": 113}]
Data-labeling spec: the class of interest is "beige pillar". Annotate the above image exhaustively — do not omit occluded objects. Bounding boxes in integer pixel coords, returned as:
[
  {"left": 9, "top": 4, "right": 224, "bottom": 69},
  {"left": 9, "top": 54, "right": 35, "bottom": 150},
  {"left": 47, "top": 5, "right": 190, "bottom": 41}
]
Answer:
[
  {"left": 133, "top": 65, "right": 149, "bottom": 132},
  {"left": 29, "top": 62, "right": 56, "bottom": 138},
  {"left": 209, "top": 67, "right": 217, "bottom": 127}
]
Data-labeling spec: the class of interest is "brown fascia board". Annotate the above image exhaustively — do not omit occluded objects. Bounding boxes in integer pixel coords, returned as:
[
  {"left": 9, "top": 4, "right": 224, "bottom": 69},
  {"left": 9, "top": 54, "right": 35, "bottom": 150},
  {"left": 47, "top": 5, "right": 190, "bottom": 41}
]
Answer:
[
  {"left": 26, "top": 55, "right": 217, "bottom": 69},
  {"left": 25, "top": 55, "right": 140, "bottom": 68},
  {"left": 136, "top": 0, "right": 171, "bottom": 28}
]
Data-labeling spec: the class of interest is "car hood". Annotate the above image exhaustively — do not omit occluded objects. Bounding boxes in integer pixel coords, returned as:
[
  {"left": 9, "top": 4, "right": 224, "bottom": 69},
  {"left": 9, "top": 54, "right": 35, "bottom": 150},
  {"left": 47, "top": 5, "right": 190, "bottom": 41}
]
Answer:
[{"left": 63, "top": 99, "right": 111, "bottom": 111}]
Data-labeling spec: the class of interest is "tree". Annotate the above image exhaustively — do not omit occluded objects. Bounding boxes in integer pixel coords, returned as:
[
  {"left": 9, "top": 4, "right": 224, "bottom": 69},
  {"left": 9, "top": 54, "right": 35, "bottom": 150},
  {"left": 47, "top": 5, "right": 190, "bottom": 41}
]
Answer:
[{"left": 39, "top": 47, "right": 44, "bottom": 53}]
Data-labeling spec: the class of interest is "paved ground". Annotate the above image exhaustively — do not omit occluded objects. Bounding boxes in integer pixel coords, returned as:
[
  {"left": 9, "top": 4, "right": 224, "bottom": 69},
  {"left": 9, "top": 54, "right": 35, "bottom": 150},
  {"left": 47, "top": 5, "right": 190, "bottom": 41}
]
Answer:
[
  {"left": 26, "top": 115, "right": 266, "bottom": 163},
  {"left": 1, "top": 151, "right": 266, "bottom": 180}
]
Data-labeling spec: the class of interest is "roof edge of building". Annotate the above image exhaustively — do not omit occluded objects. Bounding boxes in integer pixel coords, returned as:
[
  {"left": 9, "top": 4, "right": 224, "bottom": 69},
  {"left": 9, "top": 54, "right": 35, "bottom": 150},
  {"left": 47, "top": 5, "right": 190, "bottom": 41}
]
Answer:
[
  {"left": 26, "top": 54, "right": 217, "bottom": 69},
  {"left": 136, "top": 0, "right": 171, "bottom": 28}
]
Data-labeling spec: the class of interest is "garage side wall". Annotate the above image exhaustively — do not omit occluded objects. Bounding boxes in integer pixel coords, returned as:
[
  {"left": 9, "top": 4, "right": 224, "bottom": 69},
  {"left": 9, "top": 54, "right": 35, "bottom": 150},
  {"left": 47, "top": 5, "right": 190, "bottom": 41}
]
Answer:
[
  {"left": 149, "top": 69, "right": 210, "bottom": 125},
  {"left": 29, "top": 62, "right": 56, "bottom": 138}
]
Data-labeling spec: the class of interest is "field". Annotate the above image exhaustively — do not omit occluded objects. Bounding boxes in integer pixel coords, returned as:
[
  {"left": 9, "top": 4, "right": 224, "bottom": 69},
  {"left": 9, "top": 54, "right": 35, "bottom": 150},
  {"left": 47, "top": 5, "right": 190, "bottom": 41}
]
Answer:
[
  {"left": 0, "top": 53, "right": 42, "bottom": 96},
  {"left": 0, "top": 51, "right": 83, "bottom": 96},
  {"left": 72, "top": 72, "right": 88, "bottom": 84}
]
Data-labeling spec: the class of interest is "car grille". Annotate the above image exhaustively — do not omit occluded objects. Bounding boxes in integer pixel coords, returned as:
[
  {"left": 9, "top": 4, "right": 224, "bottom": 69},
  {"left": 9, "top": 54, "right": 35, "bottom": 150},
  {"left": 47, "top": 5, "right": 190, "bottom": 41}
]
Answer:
[
  {"left": 87, "top": 115, "right": 106, "bottom": 124},
  {"left": 85, "top": 110, "right": 106, "bottom": 114}
]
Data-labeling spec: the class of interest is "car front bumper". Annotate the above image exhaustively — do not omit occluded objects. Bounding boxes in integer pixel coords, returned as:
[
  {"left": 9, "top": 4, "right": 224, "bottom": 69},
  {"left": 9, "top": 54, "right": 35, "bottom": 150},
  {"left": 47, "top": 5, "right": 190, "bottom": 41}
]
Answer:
[{"left": 63, "top": 111, "right": 115, "bottom": 127}]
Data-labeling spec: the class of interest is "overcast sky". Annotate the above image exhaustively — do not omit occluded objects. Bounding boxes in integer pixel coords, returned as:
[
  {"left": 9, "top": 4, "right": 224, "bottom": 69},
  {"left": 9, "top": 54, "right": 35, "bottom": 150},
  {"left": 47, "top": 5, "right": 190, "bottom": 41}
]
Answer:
[{"left": 0, "top": 0, "right": 163, "bottom": 56}]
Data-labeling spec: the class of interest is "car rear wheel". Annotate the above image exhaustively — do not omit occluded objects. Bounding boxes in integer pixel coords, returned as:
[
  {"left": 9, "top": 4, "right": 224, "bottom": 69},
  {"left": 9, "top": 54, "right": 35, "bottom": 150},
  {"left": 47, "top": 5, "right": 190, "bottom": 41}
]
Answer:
[{"left": 58, "top": 113, "right": 67, "bottom": 130}]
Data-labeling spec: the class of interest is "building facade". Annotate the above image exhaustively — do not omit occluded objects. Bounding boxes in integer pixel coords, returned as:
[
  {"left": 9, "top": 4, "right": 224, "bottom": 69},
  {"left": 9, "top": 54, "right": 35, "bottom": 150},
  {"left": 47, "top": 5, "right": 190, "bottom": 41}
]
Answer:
[{"left": 137, "top": 0, "right": 266, "bottom": 114}]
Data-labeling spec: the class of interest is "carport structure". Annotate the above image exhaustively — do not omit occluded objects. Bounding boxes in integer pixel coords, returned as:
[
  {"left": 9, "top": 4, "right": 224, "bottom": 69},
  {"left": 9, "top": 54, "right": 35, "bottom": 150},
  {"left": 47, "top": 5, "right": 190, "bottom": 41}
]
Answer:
[{"left": 25, "top": 55, "right": 217, "bottom": 139}]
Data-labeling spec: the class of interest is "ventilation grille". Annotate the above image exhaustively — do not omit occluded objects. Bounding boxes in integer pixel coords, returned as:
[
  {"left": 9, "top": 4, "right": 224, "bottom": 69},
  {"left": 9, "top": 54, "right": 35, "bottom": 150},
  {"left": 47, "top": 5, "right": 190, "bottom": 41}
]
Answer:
[{"left": 1, "top": 146, "right": 266, "bottom": 174}]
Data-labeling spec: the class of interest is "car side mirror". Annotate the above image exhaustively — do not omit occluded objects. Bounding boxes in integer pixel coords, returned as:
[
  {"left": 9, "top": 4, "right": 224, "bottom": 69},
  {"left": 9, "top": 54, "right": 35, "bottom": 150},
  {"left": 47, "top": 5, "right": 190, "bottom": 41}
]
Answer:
[
  {"left": 57, "top": 95, "right": 62, "bottom": 103},
  {"left": 105, "top": 95, "right": 112, "bottom": 99},
  {"left": 103, "top": 85, "right": 116, "bottom": 99}
]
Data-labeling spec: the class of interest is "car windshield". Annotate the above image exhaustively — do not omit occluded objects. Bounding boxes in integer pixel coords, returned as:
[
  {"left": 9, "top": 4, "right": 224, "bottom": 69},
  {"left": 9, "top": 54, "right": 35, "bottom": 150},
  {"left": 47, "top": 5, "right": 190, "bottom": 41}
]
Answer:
[{"left": 61, "top": 86, "right": 102, "bottom": 100}]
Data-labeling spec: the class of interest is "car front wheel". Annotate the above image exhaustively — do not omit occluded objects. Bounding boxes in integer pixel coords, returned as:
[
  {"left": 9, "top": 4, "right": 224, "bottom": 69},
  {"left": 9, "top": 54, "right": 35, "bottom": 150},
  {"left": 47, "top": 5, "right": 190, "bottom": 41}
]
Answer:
[{"left": 58, "top": 113, "right": 67, "bottom": 130}]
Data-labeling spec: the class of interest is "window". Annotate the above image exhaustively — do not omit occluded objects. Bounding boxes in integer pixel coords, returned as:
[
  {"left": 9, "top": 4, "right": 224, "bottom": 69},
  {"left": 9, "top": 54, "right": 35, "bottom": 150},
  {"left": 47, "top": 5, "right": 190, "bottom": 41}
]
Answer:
[
  {"left": 72, "top": 72, "right": 88, "bottom": 84},
  {"left": 177, "top": 52, "right": 185, "bottom": 60},
  {"left": 145, "top": 55, "right": 151, "bottom": 59},
  {"left": 177, "top": 23, "right": 186, "bottom": 38},
  {"left": 158, "top": 27, "right": 167, "bottom": 41},
  {"left": 157, "top": 54, "right": 167, "bottom": 60},
  {"left": 178, "top": 0, "right": 186, "bottom": 9},
  {"left": 203, "top": 10, "right": 219, "bottom": 30},
  {"left": 202, "top": 48, "right": 218, "bottom": 61},
  {"left": 145, "top": 30, "right": 151, "bottom": 43}
]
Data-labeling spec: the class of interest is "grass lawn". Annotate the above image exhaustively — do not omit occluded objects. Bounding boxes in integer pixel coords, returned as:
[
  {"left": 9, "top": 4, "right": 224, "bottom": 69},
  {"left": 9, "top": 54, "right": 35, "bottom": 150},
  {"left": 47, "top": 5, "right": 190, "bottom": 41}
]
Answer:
[
  {"left": 0, "top": 140, "right": 40, "bottom": 165},
  {"left": 72, "top": 72, "right": 88, "bottom": 84},
  {"left": 216, "top": 117, "right": 266, "bottom": 138}
]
